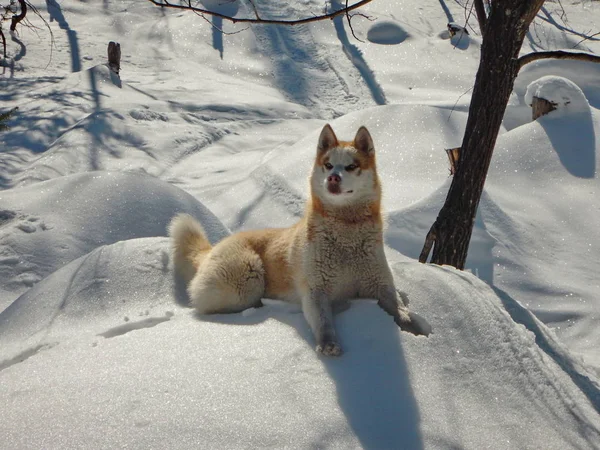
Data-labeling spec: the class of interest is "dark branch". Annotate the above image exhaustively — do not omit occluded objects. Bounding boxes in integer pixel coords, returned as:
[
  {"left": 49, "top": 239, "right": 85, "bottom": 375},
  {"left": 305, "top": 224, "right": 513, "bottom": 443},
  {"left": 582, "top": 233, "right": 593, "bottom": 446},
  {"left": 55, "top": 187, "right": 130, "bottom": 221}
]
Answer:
[
  {"left": 0, "top": 28, "right": 5, "bottom": 59},
  {"left": 473, "top": 0, "right": 486, "bottom": 35},
  {"left": 247, "top": 0, "right": 261, "bottom": 20},
  {"left": 10, "top": 0, "right": 27, "bottom": 32},
  {"left": 518, "top": 50, "right": 600, "bottom": 70},
  {"left": 419, "top": 225, "right": 436, "bottom": 264},
  {"left": 146, "top": 0, "right": 373, "bottom": 25}
]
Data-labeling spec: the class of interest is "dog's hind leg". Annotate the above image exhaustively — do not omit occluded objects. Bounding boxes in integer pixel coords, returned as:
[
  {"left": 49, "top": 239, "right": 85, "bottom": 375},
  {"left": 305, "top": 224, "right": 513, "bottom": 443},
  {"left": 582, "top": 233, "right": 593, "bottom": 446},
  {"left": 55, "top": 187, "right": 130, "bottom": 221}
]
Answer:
[{"left": 188, "top": 241, "right": 265, "bottom": 314}]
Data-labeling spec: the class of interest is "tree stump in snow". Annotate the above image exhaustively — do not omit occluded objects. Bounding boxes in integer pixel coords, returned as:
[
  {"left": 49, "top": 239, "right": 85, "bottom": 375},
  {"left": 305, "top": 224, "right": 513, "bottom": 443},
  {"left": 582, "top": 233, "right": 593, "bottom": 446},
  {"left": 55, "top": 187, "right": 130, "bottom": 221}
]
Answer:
[
  {"left": 108, "top": 41, "right": 121, "bottom": 74},
  {"left": 447, "top": 22, "right": 468, "bottom": 37},
  {"left": 531, "top": 96, "right": 556, "bottom": 120}
]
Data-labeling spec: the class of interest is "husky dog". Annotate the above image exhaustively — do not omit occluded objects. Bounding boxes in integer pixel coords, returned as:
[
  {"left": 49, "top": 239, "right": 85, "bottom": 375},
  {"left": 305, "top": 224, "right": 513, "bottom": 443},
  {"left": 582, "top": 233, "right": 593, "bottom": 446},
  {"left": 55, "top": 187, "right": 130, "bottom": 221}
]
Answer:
[{"left": 169, "top": 124, "right": 430, "bottom": 356}]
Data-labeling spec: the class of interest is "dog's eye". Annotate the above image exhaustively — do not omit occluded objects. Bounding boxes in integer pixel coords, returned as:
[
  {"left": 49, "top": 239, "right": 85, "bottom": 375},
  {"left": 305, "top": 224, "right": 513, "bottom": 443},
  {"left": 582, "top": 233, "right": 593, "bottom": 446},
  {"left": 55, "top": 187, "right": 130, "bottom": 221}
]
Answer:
[
  {"left": 324, "top": 162, "right": 333, "bottom": 170},
  {"left": 345, "top": 164, "right": 358, "bottom": 171}
]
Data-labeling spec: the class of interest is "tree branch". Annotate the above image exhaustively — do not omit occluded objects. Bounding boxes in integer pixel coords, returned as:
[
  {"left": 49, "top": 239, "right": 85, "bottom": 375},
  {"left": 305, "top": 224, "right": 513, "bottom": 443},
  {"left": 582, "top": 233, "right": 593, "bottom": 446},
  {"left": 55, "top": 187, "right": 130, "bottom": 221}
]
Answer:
[
  {"left": 419, "top": 224, "right": 437, "bottom": 263},
  {"left": 146, "top": 0, "right": 373, "bottom": 25},
  {"left": 10, "top": 0, "right": 27, "bottom": 32},
  {"left": 0, "top": 28, "right": 5, "bottom": 59},
  {"left": 518, "top": 50, "right": 600, "bottom": 70},
  {"left": 473, "top": 0, "right": 486, "bottom": 35}
]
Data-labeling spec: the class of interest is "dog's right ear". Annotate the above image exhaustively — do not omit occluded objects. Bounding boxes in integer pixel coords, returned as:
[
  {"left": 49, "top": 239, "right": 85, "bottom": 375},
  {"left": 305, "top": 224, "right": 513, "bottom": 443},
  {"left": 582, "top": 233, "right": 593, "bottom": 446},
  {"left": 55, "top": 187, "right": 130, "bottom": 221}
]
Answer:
[{"left": 317, "top": 124, "right": 339, "bottom": 154}]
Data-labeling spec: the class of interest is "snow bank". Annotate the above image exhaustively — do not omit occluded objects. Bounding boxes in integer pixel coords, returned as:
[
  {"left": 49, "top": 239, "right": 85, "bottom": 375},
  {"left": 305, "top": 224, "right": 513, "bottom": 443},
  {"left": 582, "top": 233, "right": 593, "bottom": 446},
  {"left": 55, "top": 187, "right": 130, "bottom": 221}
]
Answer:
[
  {"left": 514, "top": 59, "right": 600, "bottom": 109},
  {"left": 525, "top": 75, "right": 590, "bottom": 117},
  {"left": 210, "top": 104, "right": 468, "bottom": 231},
  {"left": 0, "top": 171, "right": 229, "bottom": 309},
  {"left": 0, "top": 237, "right": 174, "bottom": 358},
  {"left": 486, "top": 113, "right": 600, "bottom": 367},
  {"left": 1, "top": 260, "right": 599, "bottom": 449}
]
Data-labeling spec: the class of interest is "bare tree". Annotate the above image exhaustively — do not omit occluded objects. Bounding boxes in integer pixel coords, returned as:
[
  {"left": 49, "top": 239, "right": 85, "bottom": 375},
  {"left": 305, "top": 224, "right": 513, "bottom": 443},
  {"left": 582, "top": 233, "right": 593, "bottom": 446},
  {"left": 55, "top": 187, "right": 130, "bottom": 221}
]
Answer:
[{"left": 419, "top": 0, "right": 600, "bottom": 268}]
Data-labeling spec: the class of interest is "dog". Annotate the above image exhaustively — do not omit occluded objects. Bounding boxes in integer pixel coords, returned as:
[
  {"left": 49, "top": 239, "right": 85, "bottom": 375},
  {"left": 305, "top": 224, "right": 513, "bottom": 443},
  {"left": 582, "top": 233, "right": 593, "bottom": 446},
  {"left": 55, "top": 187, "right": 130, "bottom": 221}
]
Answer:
[{"left": 168, "top": 124, "right": 430, "bottom": 356}]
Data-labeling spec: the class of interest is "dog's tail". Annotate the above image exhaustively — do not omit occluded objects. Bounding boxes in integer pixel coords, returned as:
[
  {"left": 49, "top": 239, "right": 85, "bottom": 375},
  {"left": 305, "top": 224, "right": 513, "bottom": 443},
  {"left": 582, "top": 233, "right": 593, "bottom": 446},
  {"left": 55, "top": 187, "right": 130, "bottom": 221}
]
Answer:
[{"left": 168, "top": 214, "right": 212, "bottom": 285}]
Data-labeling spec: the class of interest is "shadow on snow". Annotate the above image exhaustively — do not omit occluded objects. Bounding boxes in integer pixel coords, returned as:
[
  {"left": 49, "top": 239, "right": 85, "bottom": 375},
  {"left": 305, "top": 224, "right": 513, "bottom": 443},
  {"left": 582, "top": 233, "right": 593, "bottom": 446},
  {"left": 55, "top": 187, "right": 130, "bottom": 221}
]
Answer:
[{"left": 198, "top": 302, "right": 424, "bottom": 450}]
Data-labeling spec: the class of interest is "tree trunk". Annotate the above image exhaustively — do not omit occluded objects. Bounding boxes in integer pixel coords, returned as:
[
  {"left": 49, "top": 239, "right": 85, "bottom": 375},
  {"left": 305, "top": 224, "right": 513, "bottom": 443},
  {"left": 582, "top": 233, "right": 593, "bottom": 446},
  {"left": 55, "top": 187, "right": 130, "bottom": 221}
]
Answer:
[{"left": 420, "top": 0, "right": 545, "bottom": 269}]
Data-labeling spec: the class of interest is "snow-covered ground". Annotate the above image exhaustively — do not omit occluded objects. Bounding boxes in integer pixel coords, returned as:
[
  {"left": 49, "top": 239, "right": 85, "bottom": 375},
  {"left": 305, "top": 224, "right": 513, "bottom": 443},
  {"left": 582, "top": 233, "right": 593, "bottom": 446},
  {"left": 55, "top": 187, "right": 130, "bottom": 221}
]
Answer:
[{"left": 1, "top": 0, "right": 600, "bottom": 448}]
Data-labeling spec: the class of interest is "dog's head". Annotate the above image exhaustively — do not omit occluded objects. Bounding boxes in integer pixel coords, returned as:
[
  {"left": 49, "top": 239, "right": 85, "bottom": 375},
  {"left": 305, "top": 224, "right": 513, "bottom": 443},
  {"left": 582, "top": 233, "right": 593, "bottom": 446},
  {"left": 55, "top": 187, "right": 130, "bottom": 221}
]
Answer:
[{"left": 310, "top": 124, "right": 380, "bottom": 207}]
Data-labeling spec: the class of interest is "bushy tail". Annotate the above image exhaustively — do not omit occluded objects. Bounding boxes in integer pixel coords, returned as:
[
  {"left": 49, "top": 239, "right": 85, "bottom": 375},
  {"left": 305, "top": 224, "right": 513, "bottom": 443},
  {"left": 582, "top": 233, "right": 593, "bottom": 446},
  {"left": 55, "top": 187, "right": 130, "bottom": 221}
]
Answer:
[{"left": 168, "top": 214, "right": 212, "bottom": 285}]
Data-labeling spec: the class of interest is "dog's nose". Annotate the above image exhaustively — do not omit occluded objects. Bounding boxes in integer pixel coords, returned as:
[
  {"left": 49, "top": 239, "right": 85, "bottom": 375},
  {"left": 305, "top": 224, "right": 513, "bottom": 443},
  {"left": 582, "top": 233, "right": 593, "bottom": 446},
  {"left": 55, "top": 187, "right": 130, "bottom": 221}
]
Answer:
[{"left": 327, "top": 173, "right": 341, "bottom": 184}]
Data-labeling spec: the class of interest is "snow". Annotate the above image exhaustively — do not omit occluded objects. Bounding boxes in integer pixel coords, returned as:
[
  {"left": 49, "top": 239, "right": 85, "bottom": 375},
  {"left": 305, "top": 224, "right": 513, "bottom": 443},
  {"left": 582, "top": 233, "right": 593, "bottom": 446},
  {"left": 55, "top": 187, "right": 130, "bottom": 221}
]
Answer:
[
  {"left": 1, "top": 0, "right": 600, "bottom": 448},
  {"left": 525, "top": 75, "right": 590, "bottom": 116}
]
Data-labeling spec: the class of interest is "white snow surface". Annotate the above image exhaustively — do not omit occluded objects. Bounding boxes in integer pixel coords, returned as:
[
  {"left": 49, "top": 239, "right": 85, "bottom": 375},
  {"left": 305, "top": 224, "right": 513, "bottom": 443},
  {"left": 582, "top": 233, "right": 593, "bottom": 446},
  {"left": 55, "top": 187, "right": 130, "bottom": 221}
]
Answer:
[{"left": 1, "top": 0, "right": 600, "bottom": 448}]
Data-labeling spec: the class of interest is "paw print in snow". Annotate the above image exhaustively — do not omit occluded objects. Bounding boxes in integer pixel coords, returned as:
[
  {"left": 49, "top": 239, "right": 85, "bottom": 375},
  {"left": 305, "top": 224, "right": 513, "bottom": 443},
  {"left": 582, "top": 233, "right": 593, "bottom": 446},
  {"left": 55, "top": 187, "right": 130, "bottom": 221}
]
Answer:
[{"left": 15, "top": 216, "right": 51, "bottom": 233}]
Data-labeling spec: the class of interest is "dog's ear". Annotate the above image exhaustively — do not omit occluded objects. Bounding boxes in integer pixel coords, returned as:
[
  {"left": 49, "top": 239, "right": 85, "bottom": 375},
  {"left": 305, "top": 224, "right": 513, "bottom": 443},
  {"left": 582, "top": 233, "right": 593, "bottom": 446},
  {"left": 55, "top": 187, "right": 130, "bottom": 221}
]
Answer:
[
  {"left": 317, "top": 124, "right": 339, "bottom": 154},
  {"left": 353, "top": 126, "right": 374, "bottom": 155}
]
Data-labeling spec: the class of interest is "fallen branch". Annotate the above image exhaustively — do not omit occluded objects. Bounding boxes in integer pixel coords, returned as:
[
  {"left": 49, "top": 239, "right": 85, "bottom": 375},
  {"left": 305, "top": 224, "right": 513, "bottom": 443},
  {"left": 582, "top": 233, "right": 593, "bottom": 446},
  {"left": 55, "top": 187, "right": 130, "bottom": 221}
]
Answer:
[{"left": 145, "top": 0, "right": 373, "bottom": 25}]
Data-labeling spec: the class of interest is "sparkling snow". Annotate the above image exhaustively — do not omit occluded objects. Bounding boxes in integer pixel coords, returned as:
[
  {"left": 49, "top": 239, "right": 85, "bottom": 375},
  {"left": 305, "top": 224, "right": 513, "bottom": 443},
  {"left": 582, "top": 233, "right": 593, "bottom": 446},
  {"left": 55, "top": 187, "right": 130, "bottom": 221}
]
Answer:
[{"left": 1, "top": 0, "right": 600, "bottom": 448}]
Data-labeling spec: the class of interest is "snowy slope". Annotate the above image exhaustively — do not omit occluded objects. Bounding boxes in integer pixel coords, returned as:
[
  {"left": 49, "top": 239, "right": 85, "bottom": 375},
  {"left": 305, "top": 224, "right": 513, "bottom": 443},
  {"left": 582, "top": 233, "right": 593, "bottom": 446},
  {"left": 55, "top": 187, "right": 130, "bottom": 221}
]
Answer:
[
  {"left": 2, "top": 0, "right": 600, "bottom": 448},
  {"left": 2, "top": 248, "right": 599, "bottom": 449}
]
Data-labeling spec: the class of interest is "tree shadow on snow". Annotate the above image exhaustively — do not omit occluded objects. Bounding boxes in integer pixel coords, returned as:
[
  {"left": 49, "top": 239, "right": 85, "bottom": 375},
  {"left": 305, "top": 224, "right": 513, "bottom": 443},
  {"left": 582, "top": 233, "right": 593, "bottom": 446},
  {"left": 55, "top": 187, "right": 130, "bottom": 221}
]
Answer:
[
  {"left": 437, "top": 0, "right": 455, "bottom": 23},
  {"left": 330, "top": 0, "right": 386, "bottom": 105},
  {"left": 204, "top": 1, "right": 239, "bottom": 59},
  {"left": 10, "top": 33, "right": 26, "bottom": 61},
  {"left": 463, "top": 191, "right": 521, "bottom": 286},
  {"left": 538, "top": 112, "right": 596, "bottom": 179},
  {"left": 46, "top": 0, "right": 81, "bottom": 72},
  {"left": 199, "top": 302, "right": 424, "bottom": 449},
  {"left": 0, "top": 66, "right": 149, "bottom": 187}
]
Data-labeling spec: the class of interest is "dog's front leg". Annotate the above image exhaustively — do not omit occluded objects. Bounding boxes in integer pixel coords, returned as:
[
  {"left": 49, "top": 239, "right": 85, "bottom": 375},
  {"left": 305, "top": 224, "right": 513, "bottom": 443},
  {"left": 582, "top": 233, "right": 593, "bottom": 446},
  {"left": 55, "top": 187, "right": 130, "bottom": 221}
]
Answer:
[
  {"left": 302, "top": 290, "right": 342, "bottom": 356},
  {"left": 377, "top": 285, "right": 432, "bottom": 336}
]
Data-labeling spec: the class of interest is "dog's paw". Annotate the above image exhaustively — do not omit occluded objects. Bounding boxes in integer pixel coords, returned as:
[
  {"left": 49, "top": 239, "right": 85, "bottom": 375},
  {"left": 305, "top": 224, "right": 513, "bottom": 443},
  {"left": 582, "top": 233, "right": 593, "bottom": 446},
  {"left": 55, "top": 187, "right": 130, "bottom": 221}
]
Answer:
[
  {"left": 395, "top": 310, "right": 432, "bottom": 337},
  {"left": 316, "top": 341, "right": 343, "bottom": 357}
]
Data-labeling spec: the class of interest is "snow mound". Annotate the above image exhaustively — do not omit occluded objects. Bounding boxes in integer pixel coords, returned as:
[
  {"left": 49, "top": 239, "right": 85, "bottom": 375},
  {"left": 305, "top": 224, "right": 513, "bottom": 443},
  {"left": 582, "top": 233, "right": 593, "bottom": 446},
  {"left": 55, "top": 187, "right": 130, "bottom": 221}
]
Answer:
[
  {"left": 514, "top": 59, "right": 600, "bottom": 109},
  {"left": 366, "top": 20, "right": 409, "bottom": 45},
  {"left": 1, "top": 261, "right": 599, "bottom": 449},
  {"left": 525, "top": 75, "right": 590, "bottom": 116},
  {"left": 0, "top": 171, "right": 229, "bottom": 309},
  {"left": 0, "top": 237, "right": 174, "bottom": 358},
  {"left": 485, "top": 113, "right": 600, "bottom": 365},
  {"left": 213, "top": 105, "right": 468, "bottom": 230}
]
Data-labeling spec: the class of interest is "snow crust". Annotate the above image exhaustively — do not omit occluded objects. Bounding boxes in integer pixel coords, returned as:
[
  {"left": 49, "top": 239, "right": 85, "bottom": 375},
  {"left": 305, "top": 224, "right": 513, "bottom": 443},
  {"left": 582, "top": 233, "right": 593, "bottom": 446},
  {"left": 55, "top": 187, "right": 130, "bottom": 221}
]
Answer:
[{"left": 1, "top": 0, "right": 600, "bottom": 448}]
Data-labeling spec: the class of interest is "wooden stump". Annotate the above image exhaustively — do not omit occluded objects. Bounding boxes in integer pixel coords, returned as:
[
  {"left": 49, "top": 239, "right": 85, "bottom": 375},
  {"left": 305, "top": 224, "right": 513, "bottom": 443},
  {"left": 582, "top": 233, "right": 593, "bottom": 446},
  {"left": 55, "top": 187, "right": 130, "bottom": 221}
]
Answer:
[
  {"left": 447, "top": 22, "right": 469, "bottom": 37},
  {"left": 531, "top": 95, "right": 556, "bottom": 120},
  {"left": 108, "top": 41, "right": 121, "bottom": 74}
]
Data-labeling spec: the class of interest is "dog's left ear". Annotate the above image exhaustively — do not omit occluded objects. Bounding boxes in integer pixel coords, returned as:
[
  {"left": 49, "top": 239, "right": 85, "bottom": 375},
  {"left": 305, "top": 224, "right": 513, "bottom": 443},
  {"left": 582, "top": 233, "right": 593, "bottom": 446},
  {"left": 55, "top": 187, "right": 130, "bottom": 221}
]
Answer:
[
  {"left": 317, "top": 124, "right": 339, "bottom": 154},
  {"left": 353, "top": 126, "right": 374, "bottom": 155}
]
